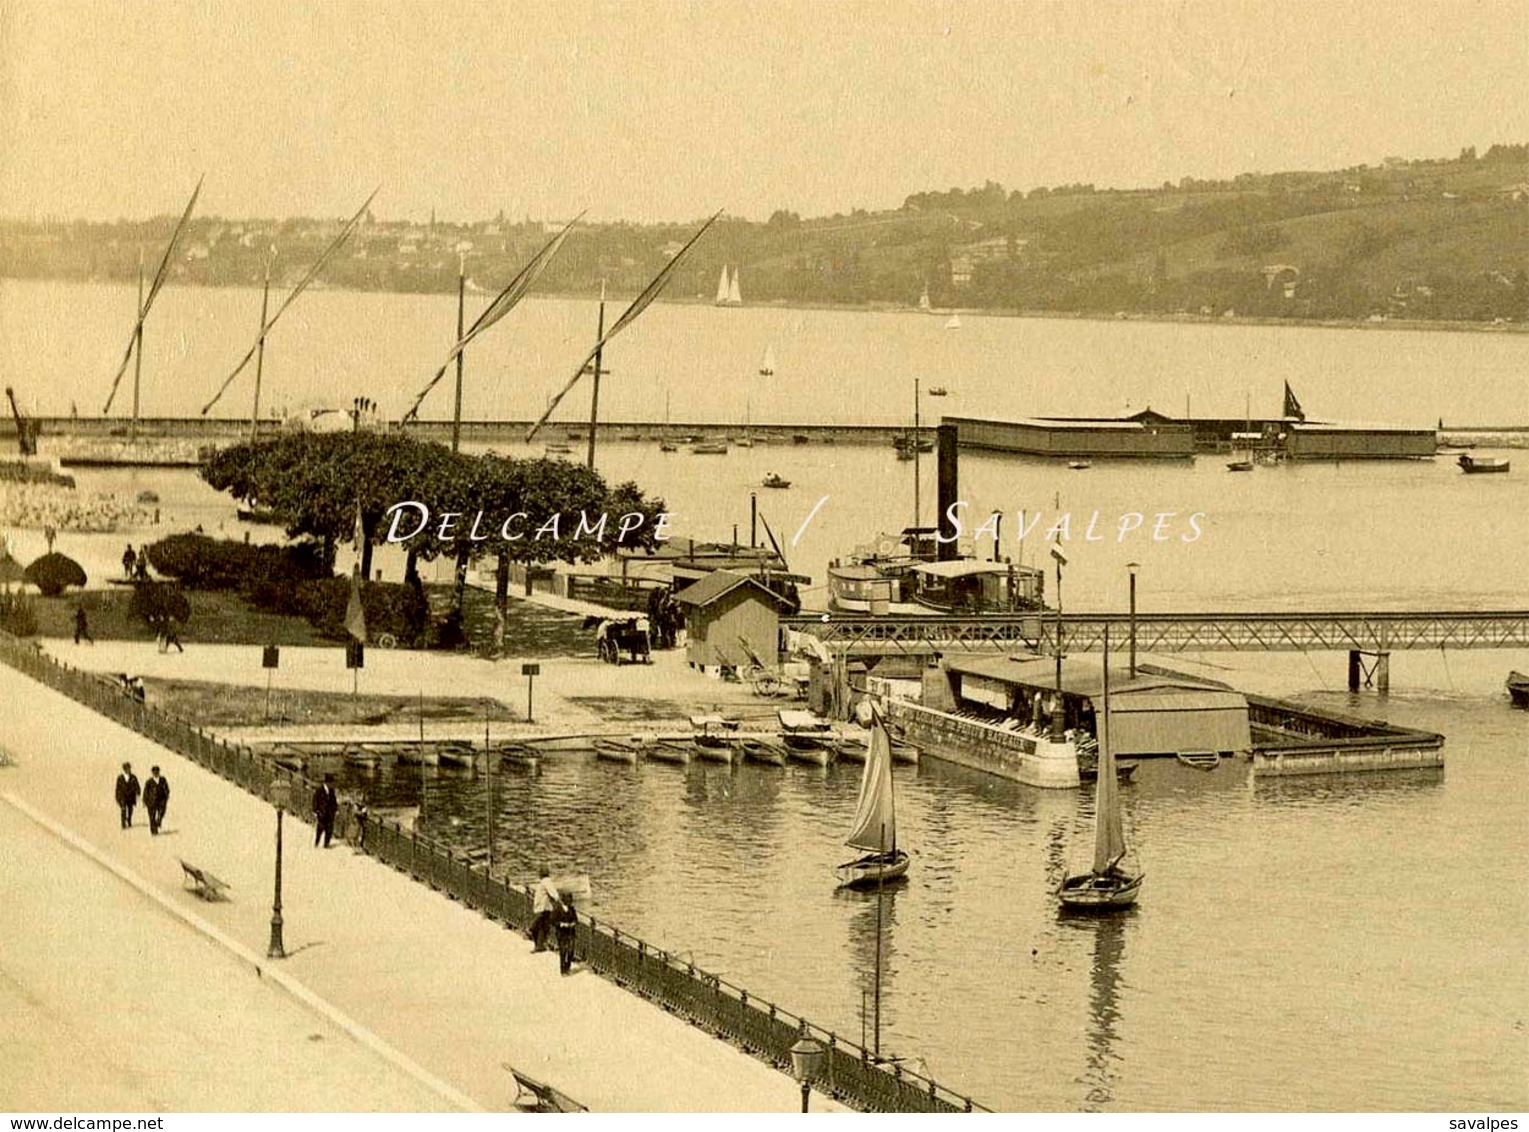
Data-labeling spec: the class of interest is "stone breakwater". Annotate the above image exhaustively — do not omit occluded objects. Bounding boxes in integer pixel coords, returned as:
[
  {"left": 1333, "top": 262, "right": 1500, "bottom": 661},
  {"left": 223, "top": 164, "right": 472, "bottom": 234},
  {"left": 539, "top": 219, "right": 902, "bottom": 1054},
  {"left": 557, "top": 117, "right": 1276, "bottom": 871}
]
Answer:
[{"left": 0, "top": 482, "right": 152, "bottom": 532}]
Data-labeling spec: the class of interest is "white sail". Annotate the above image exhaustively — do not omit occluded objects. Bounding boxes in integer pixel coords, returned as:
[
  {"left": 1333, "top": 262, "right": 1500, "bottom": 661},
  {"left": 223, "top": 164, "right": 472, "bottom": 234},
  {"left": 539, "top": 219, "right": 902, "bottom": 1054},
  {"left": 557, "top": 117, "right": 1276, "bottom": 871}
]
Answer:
[
  {"left": 728, "top": 268, "right": 743, "bottom": 305},
  {"left": 1092, "top": 638, "right": 1127, "bottom": 873},
  {"left": 846, "top": 717, "right": 896, "bottom": 852},
  {"left": 759, "top": 345, "right": 776, "bottom": 375},
  {"left": 944, "top": 313, "right": 961, "bottom": 330},
  {"left": 715, "top": 266, "right": 730, "bottom": 304}
]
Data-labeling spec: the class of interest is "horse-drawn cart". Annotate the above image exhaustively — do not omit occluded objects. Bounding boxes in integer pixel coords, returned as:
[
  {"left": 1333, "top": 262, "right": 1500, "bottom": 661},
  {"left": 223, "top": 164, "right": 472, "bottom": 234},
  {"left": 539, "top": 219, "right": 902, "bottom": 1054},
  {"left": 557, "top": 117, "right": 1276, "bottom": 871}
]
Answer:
[{"left": 584, "top": 615, "right": 652, "bottom": 665}]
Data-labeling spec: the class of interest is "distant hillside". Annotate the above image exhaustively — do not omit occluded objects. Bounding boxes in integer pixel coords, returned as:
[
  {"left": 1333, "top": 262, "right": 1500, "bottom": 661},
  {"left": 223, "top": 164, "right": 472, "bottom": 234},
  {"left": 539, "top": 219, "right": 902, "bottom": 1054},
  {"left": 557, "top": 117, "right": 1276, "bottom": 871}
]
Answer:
[{"left": 3, "top": 144, "right": 1525, "bottom": 324}]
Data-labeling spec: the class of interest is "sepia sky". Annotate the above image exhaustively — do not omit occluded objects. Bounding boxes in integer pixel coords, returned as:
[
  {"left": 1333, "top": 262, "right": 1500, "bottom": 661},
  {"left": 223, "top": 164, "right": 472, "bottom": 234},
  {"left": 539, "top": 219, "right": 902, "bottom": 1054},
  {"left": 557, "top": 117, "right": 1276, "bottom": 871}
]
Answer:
[{"left": 2, "top": 0, "right": 1527, "bottom": 224}]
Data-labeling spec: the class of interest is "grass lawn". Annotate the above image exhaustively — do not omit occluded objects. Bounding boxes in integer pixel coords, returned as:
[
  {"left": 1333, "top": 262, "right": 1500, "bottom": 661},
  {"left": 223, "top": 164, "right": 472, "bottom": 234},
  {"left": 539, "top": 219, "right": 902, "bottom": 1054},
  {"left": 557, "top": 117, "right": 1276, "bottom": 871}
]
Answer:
[
  {"left": 28, "top": 583, "right": 596, "bottom": 655},
  {"left": 144, "top": 677, "right": 520, "bottom": 728},
  {"left": 32, "top": 588, "right": 330, "bottom": 646}
]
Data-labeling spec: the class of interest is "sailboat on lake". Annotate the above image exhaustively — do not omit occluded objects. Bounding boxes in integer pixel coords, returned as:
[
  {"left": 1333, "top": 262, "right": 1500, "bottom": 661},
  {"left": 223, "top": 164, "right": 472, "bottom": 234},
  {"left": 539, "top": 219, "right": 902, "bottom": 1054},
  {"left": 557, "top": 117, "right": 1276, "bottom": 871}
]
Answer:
[
  {"left": 1058, "top": 629, "right": 1142, "bottom": 910},
  {"left": 715, "top": 265, "right": 743, "bottom": 307},
  {"left": 836, "top": 710, "right": 910, "bottom": 888}
]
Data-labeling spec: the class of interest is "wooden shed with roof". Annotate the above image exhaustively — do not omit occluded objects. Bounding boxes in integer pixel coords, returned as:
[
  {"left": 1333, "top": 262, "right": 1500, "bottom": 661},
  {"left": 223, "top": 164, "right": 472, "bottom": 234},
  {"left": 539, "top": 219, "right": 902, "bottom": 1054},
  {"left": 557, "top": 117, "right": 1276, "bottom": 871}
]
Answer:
[{"left": 672, "top": 570, "right": 791, "bottom": 673}]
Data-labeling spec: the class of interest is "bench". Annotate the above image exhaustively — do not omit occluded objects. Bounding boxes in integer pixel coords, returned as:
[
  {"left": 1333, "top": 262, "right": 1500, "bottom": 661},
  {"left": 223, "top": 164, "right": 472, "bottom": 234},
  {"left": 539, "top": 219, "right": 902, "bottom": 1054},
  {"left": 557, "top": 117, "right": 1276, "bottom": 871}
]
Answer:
[
  {"left": 179, "top": 859, "right": 231, "bottom": 902},
  {"left": 502, "top": 1063, "right": 588, "bottom": 1113}
]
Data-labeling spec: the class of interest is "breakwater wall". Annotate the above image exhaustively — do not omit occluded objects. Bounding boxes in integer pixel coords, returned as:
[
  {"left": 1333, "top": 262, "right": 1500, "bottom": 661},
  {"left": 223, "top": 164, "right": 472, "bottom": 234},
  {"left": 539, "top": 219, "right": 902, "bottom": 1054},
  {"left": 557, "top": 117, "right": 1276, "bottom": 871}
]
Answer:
[
  {"left": 8, "top": 417, "right": 916, "bottom": 447},
  {"left": 0, "top": 631, "right": 984, "bottom": 1114}
]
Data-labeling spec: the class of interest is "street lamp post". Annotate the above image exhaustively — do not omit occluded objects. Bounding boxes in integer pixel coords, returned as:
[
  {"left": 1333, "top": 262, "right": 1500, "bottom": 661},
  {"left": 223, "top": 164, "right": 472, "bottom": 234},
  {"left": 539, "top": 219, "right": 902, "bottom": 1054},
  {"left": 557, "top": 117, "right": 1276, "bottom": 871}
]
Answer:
[
  {"left": 1127, "top": 561, "right": 1141, "bottom": 679},
  {"left": 267, "top": 777, "right": 292, "bottom": 959},
  {"left": 789, "top": 1020, "right": 827, "bottom": 1113},
  {"left": 1051, "top": 543, "right": 1067, "bottom": 742}
]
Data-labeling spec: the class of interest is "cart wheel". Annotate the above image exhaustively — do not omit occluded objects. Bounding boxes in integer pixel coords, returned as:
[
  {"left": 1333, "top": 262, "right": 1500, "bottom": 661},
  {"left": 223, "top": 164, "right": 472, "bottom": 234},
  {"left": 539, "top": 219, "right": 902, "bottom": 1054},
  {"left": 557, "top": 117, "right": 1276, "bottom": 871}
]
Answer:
[
  {"left": 753, "top": 673, "right": 783, "bottom": 697},
  {"left": 377, "top": 632, "right": 398, "bottom": 649}
]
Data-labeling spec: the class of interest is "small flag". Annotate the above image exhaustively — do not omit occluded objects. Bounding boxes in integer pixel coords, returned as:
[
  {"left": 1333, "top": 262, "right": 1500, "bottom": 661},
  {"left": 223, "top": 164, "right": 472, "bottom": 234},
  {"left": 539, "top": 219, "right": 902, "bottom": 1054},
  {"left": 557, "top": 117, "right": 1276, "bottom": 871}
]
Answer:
[
  {"left": 1049, "top": 542, "right": 1069, "bottom": 565},
  {"left": 345, "top": 569, "right": 367, "bottom": 644},
  {"left": 1283, "top": 381, "right": 1306, "bottom": 422}
]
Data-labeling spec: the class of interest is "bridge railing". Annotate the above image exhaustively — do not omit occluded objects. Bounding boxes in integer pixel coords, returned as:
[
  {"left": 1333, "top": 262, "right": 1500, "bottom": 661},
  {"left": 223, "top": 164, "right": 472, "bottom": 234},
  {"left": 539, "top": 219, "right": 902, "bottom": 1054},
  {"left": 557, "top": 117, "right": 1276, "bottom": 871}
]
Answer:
[
  {"left": 784, "top": 610, "right": 1529, "bottom": 653},
  {"left": 0, "top": 631, "right": 985, "bottom": 1114}
]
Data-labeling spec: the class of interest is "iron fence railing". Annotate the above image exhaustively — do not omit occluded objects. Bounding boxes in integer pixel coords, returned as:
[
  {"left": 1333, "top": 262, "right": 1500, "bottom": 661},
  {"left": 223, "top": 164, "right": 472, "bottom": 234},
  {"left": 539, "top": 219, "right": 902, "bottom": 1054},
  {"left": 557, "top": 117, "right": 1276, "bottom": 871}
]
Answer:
[{"left": 0, "top": 631, "right": 985, "bottom": 1113}]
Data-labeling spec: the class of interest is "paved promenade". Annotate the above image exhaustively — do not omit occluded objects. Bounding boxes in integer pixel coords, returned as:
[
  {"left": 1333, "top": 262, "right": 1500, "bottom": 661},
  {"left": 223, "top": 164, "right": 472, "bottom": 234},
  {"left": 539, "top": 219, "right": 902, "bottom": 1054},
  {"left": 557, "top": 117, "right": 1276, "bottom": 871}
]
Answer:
[{"left": 0, "top": 661, "right": 838, "bottom": 1112}]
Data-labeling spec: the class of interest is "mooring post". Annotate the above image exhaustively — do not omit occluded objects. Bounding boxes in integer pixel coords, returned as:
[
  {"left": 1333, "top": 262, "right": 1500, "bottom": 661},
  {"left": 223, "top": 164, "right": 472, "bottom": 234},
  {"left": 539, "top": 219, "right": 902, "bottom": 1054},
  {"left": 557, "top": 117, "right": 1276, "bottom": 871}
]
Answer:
[
  {"left": 1375, "top": 651, "right": 1390, "bottom": 695},
  {"left": 1348, "top": 649, "right": 1361, "bottom": 692}
]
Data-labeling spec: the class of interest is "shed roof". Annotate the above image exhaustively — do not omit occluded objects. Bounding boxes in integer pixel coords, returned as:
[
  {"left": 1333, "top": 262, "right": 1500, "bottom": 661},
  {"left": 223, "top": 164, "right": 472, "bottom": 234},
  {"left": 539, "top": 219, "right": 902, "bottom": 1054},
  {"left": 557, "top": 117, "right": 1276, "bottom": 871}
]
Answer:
[
  {"left": 672, "top": 570, "right": 790, "bottom": 609},
  {"left": 944, "top": 653, "right": 1244, "bottom": 708}
]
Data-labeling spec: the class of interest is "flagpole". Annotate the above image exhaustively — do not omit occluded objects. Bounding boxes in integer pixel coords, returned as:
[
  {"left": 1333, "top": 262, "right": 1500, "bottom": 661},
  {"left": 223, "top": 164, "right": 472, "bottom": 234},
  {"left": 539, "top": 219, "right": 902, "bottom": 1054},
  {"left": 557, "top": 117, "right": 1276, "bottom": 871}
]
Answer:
[
  {"left": 452, "top": 252, "right": 465, "bottom": 454},
  {"left": 1052, "top": 543, "right": 1066, "bottom": 742},
  {"left": 586, "top": 279, "right": 606, "bottom": 469},
  {"left": 131, "top": 252, "right": 144, "bottom": 441},
  {"left": 251, "top": 254, "right": 272, "bottom": 443}
]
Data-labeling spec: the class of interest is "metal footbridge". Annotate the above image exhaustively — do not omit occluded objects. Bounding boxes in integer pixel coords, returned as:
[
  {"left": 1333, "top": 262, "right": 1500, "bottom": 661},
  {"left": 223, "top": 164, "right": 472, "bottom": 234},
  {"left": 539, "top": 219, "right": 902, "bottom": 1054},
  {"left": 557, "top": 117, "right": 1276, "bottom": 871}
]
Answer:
[{"left": 784, "top": 609, "right": 1529, "bottom": 657}]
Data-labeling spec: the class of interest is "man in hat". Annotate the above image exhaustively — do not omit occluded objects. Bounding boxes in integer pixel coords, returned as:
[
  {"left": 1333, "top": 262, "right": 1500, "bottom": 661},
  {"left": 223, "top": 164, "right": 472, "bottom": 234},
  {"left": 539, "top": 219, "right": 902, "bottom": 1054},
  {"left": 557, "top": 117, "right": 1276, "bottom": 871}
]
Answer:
[
  {"left": 312, "top": 774, "right": 339, "bottom": 848},
  {"left": 530, "top": 865, "right": 559, "bottom": 953},
  {"left": 114, "top": 762, "right": 140, "bottom": 829},
  {"left": 142, "top": 765, "right": 170, "bottom": 835}
]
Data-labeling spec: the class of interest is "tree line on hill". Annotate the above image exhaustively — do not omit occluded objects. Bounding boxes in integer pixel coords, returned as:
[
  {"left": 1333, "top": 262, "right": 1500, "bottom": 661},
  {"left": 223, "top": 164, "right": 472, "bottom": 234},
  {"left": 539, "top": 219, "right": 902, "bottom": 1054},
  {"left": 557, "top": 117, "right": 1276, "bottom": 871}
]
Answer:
[{"left": 1, "top": 144, "right": 1524, "bottom": 323}]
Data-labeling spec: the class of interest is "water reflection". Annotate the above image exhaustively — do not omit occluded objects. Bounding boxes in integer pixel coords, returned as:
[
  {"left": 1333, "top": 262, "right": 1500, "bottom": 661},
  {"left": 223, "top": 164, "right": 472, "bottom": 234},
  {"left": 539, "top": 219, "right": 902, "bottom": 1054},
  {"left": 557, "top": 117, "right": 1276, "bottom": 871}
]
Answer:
[
  {"left": 837, "top": 881, "right": 905, "bottom": 1055},
  {"left": 1057, "top": 912, "right": 1131, "bottom": 1111}
]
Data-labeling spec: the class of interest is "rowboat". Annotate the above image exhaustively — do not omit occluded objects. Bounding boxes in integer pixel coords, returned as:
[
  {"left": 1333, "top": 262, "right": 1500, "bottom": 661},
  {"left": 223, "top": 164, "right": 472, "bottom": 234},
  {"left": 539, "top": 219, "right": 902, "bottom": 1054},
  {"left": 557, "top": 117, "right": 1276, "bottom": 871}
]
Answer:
[
  {"left": 1459, "top": 454, "right": 1510, "bottom": 474},
  {"left": 1508, "top": 671, "right": 1529, "bottom": 709},
  {"left": 691, "top": 715, "right": 737, "bottom": 763},
  {"left": 644, "top": 739, "right": 692, "bottom": 765},
  {"left": 593, "top": 738, "right": 640, "bottom": 765},
  {"left": 739, "top": 738, "right": 786, "bottom": 767}
]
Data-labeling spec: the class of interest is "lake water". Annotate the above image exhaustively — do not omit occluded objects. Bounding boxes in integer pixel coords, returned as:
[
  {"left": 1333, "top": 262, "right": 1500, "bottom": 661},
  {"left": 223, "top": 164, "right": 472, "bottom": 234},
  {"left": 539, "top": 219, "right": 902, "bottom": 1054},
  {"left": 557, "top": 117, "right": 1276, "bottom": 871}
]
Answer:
[{"left": 5, "top": 279, "right": 1528, "bottom": 1109}]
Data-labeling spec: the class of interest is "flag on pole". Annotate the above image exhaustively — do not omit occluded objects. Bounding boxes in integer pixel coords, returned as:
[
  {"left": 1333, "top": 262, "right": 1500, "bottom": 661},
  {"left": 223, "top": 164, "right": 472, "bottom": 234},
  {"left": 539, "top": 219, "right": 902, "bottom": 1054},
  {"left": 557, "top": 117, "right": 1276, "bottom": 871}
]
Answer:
[
  {"left": 402, "top": 212, "right": 585, "bottom": 423},
  {"left": 1283, "top": 381, "right": 1306, "bottom": 422},
  {"left": 526, "top": 211, "right": 722, "bottom": 442},
  {"left": 1049, "top": 542, "right": 1069, "bottom": 565},
  {"left": 345, "top": 568, "right": 367, "bottom": 644}
]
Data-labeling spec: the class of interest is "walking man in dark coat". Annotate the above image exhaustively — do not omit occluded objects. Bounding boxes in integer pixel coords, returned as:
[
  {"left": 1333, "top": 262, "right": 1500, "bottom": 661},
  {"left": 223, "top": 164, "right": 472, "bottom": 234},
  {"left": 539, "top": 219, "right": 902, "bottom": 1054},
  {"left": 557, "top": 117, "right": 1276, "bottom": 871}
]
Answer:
[
  {"left": 114, "top": 762, "right": 140, "bottom": 829},
  {"left": 74, "top": 605, "right": 93, "bottom": 645},
  {"left": 312, "top": 775, "right": 338, "bottom": 848},
  {"left": 142, "top": 765, "right": 170, "bottom": 835},
  {"left": 555, "top": 896, "right": 579, "bottom": 975}
]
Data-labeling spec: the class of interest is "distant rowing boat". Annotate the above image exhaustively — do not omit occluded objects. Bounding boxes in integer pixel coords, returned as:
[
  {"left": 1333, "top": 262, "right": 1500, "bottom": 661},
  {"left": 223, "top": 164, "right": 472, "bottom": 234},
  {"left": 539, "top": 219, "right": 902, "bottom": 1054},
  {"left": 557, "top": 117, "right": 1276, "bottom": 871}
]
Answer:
[{"left": 1458, "top": 454, "right": 1509, "bottom": 474}]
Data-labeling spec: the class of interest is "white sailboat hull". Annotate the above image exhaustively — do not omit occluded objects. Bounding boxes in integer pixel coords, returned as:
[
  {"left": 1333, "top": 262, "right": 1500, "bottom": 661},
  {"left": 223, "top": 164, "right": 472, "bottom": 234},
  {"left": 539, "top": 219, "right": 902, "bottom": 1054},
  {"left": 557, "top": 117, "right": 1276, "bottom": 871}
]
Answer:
[
  {"left": 1057, "top": 869, "right": 1143, "bottom": 909},
  {"left": 836, "top": 850, "right": 910, "bottom": 889}
]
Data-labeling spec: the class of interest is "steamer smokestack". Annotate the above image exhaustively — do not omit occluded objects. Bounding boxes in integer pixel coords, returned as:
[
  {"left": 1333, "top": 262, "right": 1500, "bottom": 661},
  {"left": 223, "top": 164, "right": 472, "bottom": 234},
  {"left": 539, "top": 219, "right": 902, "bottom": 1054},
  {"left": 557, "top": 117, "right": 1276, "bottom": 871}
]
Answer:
[{"left": 937, "top": 422, "right": 959, "bottom": 561}]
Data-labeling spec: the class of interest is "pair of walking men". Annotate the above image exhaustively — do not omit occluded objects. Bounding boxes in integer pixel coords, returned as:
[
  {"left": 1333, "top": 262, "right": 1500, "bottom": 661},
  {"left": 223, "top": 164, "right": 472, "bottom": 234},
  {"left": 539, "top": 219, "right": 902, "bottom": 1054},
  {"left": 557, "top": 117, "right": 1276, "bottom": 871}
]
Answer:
[{"left": 115, "top": 762, "right": 169, "bottom": 834}]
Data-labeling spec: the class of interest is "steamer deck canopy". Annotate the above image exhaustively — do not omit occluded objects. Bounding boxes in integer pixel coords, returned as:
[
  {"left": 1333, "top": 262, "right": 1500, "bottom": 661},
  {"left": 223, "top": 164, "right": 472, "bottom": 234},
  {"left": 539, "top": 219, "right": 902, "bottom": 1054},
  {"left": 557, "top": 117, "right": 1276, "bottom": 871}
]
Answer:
[{"left": 939, "top": 654, "right": 1251, "bottom": 757}]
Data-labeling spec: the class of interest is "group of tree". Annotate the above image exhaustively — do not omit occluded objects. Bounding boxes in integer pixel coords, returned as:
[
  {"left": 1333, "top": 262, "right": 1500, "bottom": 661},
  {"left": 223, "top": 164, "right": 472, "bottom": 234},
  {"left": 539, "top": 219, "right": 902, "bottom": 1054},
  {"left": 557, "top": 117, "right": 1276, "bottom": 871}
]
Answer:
[{"left": 200, "top": 430, "right": 666, "bottom": 644}]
